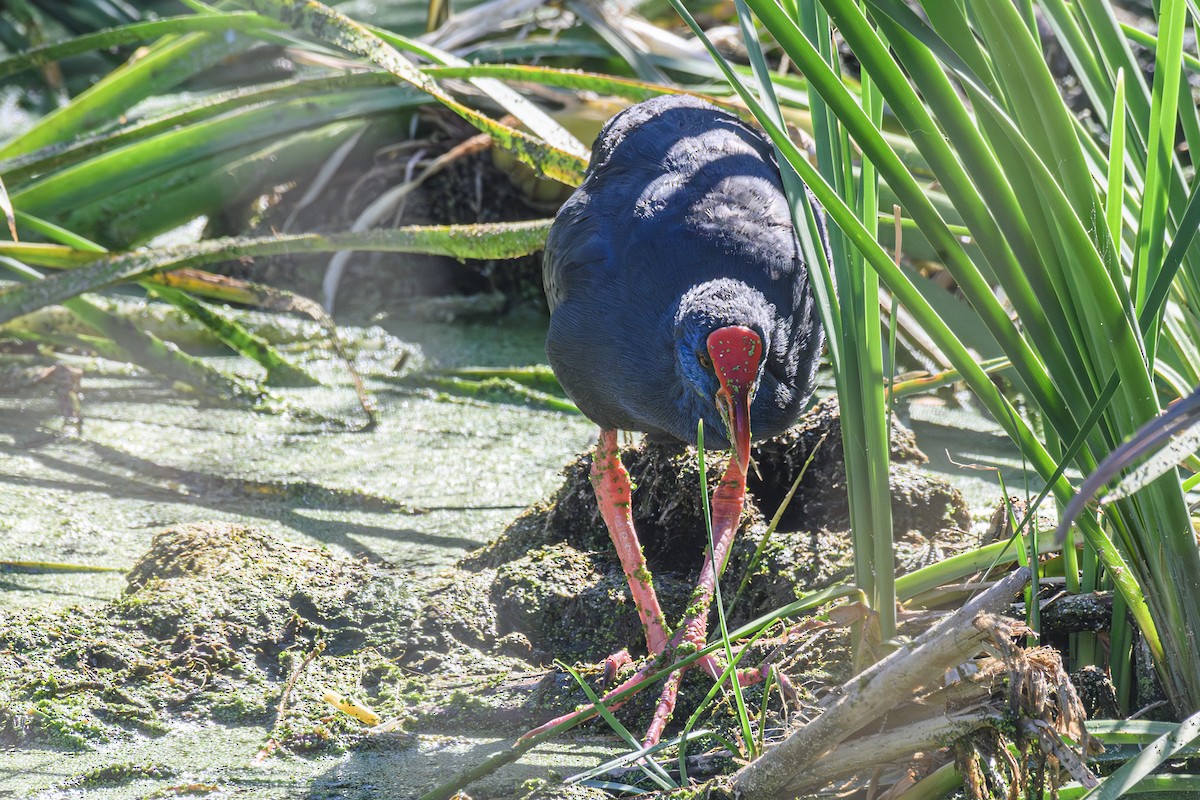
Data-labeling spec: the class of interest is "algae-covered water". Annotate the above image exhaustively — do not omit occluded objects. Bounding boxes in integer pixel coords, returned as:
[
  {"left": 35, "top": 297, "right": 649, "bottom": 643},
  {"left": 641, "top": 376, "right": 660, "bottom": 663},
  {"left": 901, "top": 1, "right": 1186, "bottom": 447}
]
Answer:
[
  {"left": 0, "top": 309, "right": 605, "bottom": 798},
  {"left": 0, "top": 306, "right": 1026, "bottom": 799},
  {"left": 0, "top": 311, "right": 595, "bottom": 609}
]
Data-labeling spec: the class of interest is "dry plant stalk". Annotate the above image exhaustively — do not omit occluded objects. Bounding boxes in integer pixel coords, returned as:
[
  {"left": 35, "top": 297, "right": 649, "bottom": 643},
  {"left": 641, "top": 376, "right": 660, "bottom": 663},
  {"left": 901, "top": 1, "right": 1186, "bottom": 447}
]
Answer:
[
  {"left": 957, "top": 633, "right": 1101, "bottom": 797},
  {"left": 731, "top": 568, "right": 1037, "bottom": 799}
]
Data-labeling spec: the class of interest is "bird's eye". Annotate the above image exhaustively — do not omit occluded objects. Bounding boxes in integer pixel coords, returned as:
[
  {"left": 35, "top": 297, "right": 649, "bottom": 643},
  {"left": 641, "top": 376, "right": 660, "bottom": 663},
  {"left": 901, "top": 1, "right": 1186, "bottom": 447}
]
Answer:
[{"left": 698, "top": 351, "right": 712, "bottom": 370}]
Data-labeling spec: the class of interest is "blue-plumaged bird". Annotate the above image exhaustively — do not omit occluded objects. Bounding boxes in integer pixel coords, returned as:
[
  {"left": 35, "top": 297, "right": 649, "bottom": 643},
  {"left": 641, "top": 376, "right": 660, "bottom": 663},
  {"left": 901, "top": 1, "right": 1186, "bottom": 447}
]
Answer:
[
  {"left": 544, "top": 93, "right": 823, "bottom": 462},
  {"left": 535, "top": 93, "right": 825, "bottom": 745}
]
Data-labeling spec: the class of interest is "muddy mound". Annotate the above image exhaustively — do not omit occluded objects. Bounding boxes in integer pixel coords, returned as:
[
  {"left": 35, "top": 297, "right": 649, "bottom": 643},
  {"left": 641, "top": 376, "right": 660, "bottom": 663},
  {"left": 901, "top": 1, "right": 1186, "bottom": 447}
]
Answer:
[
  {"left": 0, "top": 523, "right": 507, "bottom": 751},
  {"left": 120, "top": 523, "right": 423, "bottom": 655},
  {"left": 455, "top": 398, "right": 971, "bottom": 661},
  {"left": 467, "top": 398, "right": 964, "bottom": 571}
]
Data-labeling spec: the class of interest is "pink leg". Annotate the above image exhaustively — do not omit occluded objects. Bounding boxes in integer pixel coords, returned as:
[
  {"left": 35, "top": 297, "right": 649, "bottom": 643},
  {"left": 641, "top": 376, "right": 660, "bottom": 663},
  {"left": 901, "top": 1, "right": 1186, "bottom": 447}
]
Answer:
[
  {"left": 517, "top": 647, "right": 785, "bottom": 746},
  {"left": 642, "top": 667, "right": 684, "bottom": 746},
  {"left": 521, "top": 449, "right": 781, "bottom": 746},
  {"left": 639, "top": 456, "right": 750, "bottom": 744},
  {"left": 673, "top": 457, "right": 748, "bottom": 664},
  {"left": 642, "top": 656, "right": 785, "bottom": 748},
  {"left": 591, "top": 429, "right": 670, "bottom": 655}
]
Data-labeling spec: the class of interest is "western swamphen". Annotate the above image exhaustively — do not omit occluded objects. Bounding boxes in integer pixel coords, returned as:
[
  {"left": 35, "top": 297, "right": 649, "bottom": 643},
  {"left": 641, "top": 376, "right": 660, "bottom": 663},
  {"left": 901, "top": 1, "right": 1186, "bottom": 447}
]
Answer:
[{"left": 533, "top": 93, "right": 824, "bottom": 744}]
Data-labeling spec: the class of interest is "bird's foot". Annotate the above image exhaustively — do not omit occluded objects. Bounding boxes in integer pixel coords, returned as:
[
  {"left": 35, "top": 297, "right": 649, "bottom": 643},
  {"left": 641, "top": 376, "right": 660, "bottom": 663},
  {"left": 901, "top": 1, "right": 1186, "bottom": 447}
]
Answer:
[
  {"left": 518, "top": 638, "right": 789, "bottom": 747},
  {"left": 641, "top": 651, "right": 789, "bottom": 748},
  {"left": 702, "top": 653, "right": 800, "bottom": 710}
]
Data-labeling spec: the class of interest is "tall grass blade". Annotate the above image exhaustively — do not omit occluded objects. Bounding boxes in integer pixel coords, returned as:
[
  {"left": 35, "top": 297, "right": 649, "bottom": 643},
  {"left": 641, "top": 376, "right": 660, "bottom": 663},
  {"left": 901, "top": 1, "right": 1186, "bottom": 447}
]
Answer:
[
  {"left": 696, "top": 419, "right": 753, "bottom": 756},
  {"left": 1106, "top": 69, "right": 1128, "bottom": 252},
  {"left": 0, "top": 72, "right": 399, "bottom": 184},
  {"left": 0, "top": 12, "right": 280, "bottom": 81},
  {"left": 1132, "top": 0, "right": 1187, "bottom": 318},
  {"left": 0, "top": 31, "right": 250, "bottom": 161}
]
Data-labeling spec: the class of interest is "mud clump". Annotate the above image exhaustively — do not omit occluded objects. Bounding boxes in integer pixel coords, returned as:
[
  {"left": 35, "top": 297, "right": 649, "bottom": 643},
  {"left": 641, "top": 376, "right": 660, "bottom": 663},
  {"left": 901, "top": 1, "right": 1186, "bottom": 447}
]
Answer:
[
  {"left": 470, "top": 397, "right": 967, "bottom": 571},
  {"left": 0, "top": 523, "right": 472, "bottom": 752},
  {"left": 490, "top": 542, "right": 697, "bottom": 661},
  {"left": 461, "top": 397, "right": 971, "bottom": 653},
  {"left": 748, "top": 397, "right": 965, "bottom": 532},
  {"left": 120, "top": 523, "right": 423, "bottom": 657}
]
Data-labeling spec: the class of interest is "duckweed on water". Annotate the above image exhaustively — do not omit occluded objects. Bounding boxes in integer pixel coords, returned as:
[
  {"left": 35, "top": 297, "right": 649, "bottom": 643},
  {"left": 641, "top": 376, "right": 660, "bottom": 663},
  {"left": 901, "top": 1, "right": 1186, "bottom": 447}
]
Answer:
[{"left": 68, "top": 763, "right": 177, "bottom": 788}]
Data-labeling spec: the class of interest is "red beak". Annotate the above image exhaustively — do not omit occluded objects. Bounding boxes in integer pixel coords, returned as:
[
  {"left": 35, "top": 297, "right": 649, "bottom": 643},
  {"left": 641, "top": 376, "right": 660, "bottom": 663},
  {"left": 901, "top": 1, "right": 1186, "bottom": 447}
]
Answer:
[{"left": 706, "top": 325, "right": 762, "bottom": 475}]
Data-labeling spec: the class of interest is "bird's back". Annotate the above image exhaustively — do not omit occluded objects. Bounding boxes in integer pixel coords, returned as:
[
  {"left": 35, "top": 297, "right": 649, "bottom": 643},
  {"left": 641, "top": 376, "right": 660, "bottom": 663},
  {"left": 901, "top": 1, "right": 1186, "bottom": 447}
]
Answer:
[{"left": 544, "top": 94, "right": 823, "bottom": 444}]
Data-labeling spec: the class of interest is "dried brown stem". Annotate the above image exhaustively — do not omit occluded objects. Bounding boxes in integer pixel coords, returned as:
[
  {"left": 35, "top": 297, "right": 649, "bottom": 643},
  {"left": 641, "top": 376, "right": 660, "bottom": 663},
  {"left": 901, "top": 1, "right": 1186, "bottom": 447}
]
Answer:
[
  {"left": 788, "top": 709, "right": 997, "bottom": 794},
  {"left": 732, "top": 567, "right": 1031, "bottom": 800},
  {"left": 253, "top": 640, "right": 325, "bottom": 765}
]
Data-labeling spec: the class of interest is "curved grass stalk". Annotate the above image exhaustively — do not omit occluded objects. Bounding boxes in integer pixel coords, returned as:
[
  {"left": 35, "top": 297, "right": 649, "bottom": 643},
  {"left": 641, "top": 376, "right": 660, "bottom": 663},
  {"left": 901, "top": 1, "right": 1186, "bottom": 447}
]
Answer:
[
  {"left": 70, "top": 120, "right": 385, "bottom": 248},
  {"left": 360, "top": 25, "right": 586, "bottom": 161},
  {"left": 424, "top": 63, "right": 683, "bottom": 102},
  {"left": 0, "top": 258, "right": 268, "bottom": 406},
  {"left": 1080, "top": 709, "right": 1200, "bottom": 800},
  {"left": 0, "top": 31, "right": 250, "bottom": 161},
  {"left": 1122, "top": 23, "right": 1200, "bottom": 75},
  {"left": 7, "top": 215, "right": 320, "bottom": 387},
  {"left": 12, "top": 89, "right": 411, "bottom": 216},
  {"left": 397, "top": 374, "right": 578, "bottom": 414},
  {"left": 0, "top": 176, "right": 14, "bottom": 242},
  {"left": 0, "top": 219, "right": 554, "bottom": 326},
  {"left": 0, "top": 72, "right": 402, "bottom": 184},
  {"left": 237, "top": 0, "right": 588, "bottom": 185}
]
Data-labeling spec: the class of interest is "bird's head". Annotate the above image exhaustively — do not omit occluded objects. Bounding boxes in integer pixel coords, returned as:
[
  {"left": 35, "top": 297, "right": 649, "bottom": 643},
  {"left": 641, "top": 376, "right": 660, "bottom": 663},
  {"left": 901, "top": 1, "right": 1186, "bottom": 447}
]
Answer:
[{"left": 674, "top": 280, "right": 770, "bottom": 474}]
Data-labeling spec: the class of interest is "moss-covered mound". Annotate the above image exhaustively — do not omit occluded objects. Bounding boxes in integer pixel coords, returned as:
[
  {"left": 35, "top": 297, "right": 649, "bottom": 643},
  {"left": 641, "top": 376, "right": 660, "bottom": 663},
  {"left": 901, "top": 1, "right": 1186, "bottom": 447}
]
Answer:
[{"left": 1, "top": 523, "right": 430, "bottom": 751}]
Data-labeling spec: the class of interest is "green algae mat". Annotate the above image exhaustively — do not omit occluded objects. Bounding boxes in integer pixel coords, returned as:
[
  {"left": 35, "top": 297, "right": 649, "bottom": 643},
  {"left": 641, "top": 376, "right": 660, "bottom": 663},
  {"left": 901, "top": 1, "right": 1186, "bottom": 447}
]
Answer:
[
  {"left": 0, "top": 307, "right": 1018, "bottom": 799},
  {"left": 0, "top": 310, "right": 601, "bottom": 797}
]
